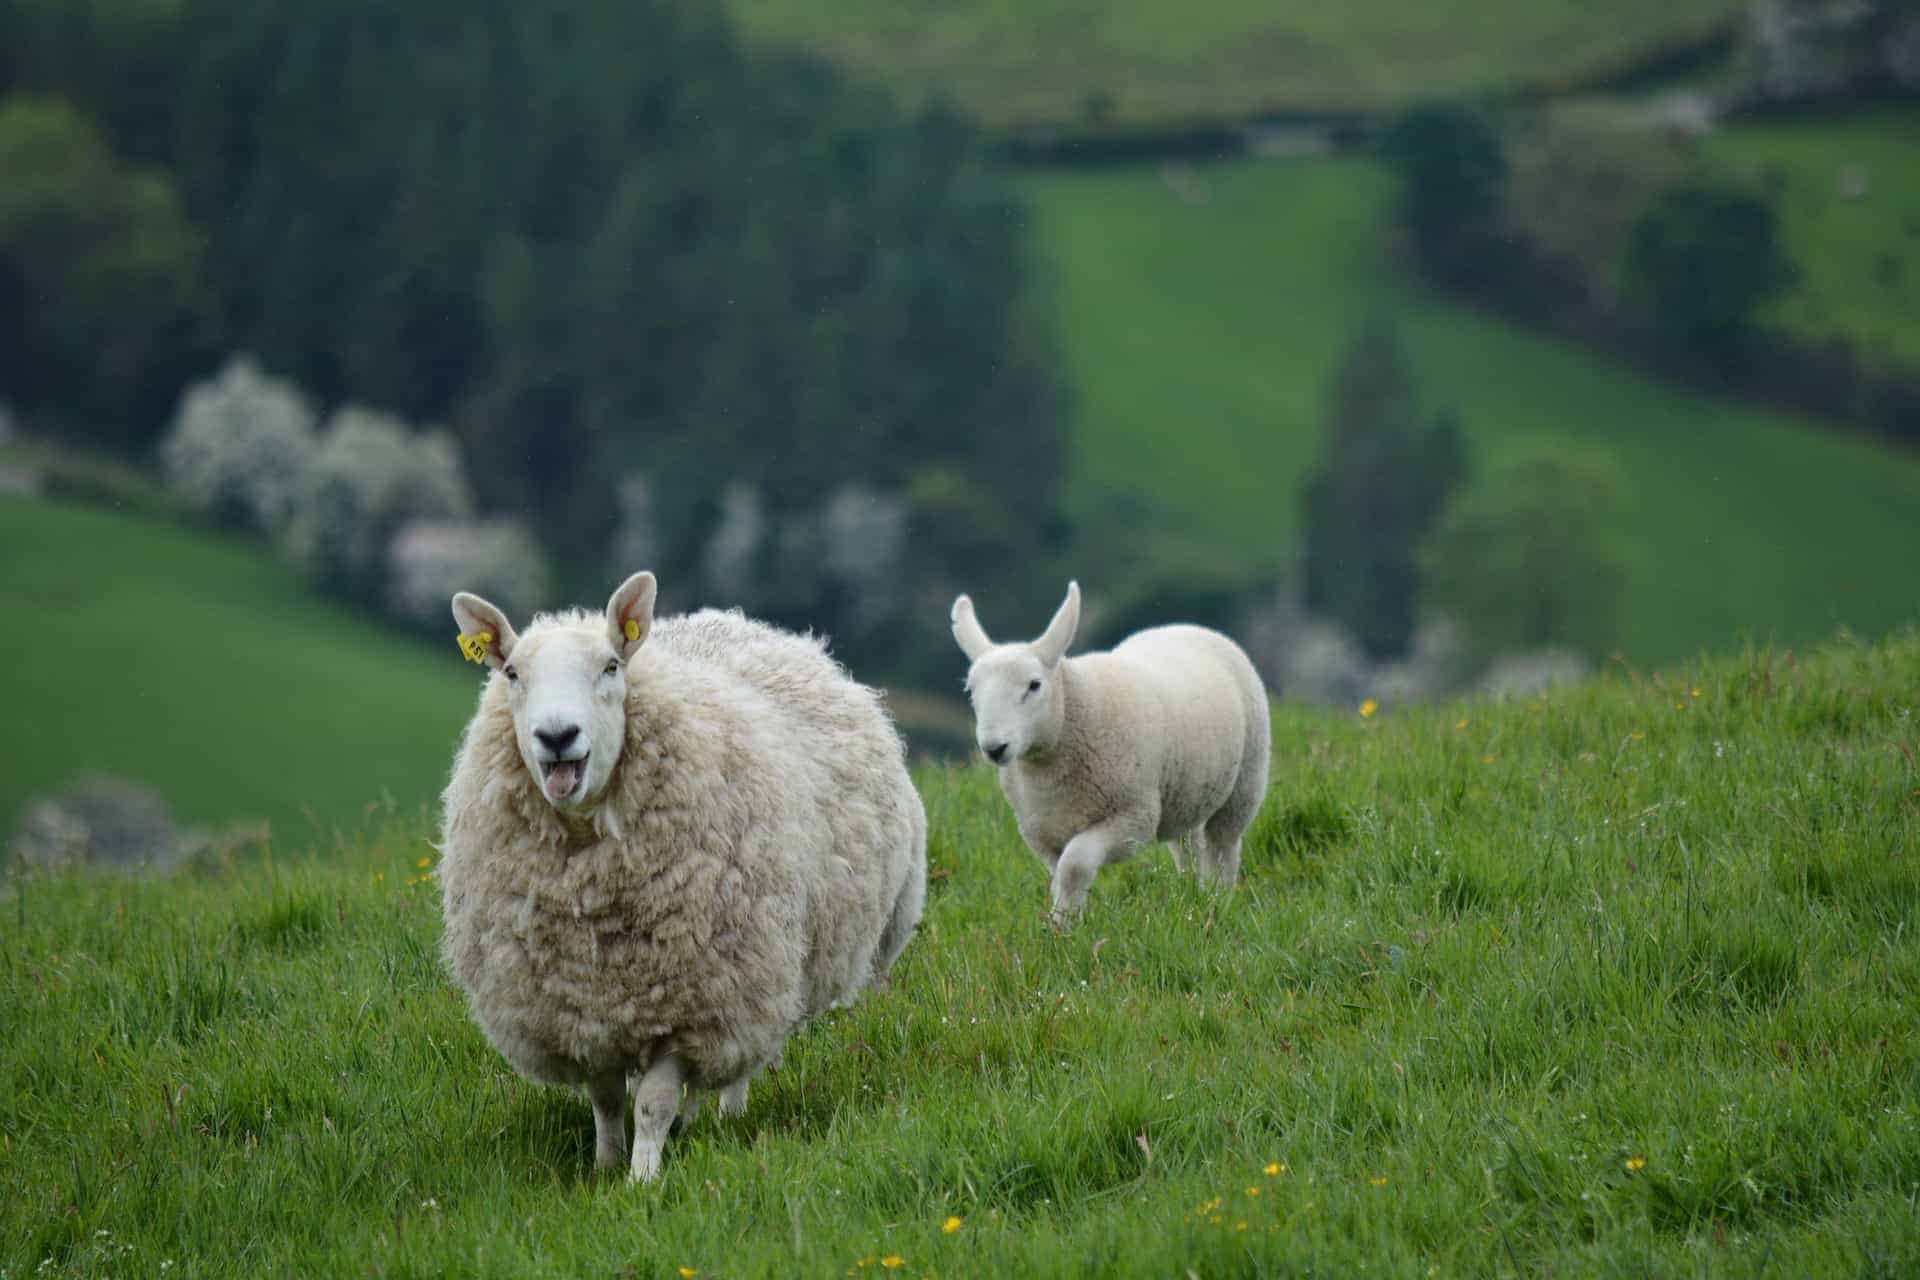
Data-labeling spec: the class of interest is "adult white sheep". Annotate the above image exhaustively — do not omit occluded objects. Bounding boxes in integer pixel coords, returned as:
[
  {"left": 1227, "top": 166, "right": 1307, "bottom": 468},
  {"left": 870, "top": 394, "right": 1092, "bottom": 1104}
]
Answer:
[
  {"left": 951, "top": 581, "right": 1270, "bottom": 923},
  {"left": 439, "top": 571, "right": 926, "bottom": 1182}
]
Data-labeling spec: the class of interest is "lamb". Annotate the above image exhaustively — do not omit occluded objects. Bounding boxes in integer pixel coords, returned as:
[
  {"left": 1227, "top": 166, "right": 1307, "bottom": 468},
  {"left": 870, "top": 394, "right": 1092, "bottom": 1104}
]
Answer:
[
  {"left": 438, "top": 571, "right": 927, "bottom": 1182},
  {"left": 950, "top": 580, "right": 1270, "bottom": 923}
]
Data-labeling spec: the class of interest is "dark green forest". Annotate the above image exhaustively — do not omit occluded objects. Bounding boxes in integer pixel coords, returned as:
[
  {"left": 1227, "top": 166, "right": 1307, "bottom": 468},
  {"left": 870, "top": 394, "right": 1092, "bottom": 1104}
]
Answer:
[{"left": 1, "top": 0, "right": 1071, "bottom": 681}]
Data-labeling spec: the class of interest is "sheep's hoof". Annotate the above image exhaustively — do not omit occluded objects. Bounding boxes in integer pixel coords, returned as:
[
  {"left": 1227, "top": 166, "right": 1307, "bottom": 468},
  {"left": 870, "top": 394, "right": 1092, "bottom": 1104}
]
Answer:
[{"left": 629, "top": 1142, "right": 663, "bottom": 1184}]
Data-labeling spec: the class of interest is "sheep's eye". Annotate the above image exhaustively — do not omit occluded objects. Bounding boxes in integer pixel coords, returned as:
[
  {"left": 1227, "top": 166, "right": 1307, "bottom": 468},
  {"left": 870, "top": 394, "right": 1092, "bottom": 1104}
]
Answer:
[
  {"left": 604, "top": 660, "right": 620, "bottom": 677},
  {"left": 503, "top": 666, "right": 518, "bottom": 682},
  {"left": 1027, "top": 678, "right": 1042, "bottom": 693}
]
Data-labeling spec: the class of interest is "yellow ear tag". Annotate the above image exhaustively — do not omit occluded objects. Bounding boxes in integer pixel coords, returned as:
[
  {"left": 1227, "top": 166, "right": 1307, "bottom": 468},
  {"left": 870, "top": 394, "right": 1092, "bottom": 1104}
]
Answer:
[
  {"left": 623, "top": 619, "right": 640, "bottom": 642},
  {"left": 456, "top": 630, "right": 494, "bottom": 665}
]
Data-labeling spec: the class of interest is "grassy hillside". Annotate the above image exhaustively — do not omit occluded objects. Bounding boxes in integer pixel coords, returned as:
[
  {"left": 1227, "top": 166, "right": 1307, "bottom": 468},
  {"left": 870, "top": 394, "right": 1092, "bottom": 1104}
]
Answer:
[
  {"left": 1022, "top": 157, "right": 1920, "bottom": 666},
  {"left": 6, "top": 632, "right": 1917, "bottom": 1276},
  {"left": 727, "top": 0, "right": 1742, "bottom": 127},
  {"left": 1703, "top": 107, "right": 1920, "bottom": 371},
  {"left": 0, "top": 497, "right": 480, "bottom": 840}
]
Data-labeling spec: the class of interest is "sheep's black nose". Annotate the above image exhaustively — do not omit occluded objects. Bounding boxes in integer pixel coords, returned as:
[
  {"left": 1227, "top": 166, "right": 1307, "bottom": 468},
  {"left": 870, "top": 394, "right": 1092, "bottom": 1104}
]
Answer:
[
  {"left": 535, "top": 725, "right": 580, "bottom": 755},
  {"left": 985, "top": 742, "right": 1009, "bottom": 764}
]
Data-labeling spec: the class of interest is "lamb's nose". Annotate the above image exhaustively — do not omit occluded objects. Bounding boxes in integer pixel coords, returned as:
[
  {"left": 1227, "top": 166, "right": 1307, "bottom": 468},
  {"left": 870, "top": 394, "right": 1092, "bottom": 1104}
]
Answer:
[
  {"left": 984, "top": 741, "right": 1009, "bottom": 764},
  {"left": 535, "top": 725, "right": 580, "bottom": 755}
]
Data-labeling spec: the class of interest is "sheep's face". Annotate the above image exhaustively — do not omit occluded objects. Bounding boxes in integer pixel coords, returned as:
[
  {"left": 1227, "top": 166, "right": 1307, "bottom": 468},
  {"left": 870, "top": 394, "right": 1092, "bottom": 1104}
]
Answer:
[
  {"left": 963, "top": 650, "right": 1063, "bottom": 765},
  {"left": 453, "top": 572, "right": 658, "bottom": 814},
  {"left": 500, "top": 627, "right": 629, "bottom": 810},
  {"left": 951, "top": 581, "right": 1081, "bottom": 767}
]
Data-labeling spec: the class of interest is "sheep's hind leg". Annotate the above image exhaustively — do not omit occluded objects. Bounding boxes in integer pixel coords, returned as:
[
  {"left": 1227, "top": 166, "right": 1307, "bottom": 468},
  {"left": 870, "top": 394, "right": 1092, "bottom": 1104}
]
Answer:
[
  {"left": 718, "top": 1076, "right": 751, "bottom": 1117},
  {"left": 629, "top": 1054, "right": 687, "bottom": 1184},
  {"left": 586, "top": 1070, "right": 628, "bottom": 1172},
  {"left": 1191, "top": 824, "right": 1243, "bottom": 891},
  {"left": 669, "top": 1088, "right": 701, "bottom": 1139},
  {"left": 1195, "top": 781, "right": 1261, "bottom": 892}
]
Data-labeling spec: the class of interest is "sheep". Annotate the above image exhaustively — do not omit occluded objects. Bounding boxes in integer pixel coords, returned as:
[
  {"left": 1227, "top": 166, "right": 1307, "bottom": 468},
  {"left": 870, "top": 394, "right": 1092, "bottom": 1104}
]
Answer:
[
  {"left": 950, "top": 580, "right": 1270, "bottom": 924},
  {"left": 438, "top": 571, "right": 927, "bottom": 1182}
]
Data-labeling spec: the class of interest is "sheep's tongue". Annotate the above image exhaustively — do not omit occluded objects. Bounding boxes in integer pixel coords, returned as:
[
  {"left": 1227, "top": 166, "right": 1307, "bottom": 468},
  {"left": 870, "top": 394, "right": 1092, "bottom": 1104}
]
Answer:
[{"left": 546, "top": 762, "right": 581, "bottom": 800}]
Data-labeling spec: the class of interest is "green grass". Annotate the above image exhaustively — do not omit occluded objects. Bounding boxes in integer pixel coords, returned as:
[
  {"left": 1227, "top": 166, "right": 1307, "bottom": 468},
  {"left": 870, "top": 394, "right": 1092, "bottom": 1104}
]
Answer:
[
  {"left": 1703, "top": 107, "right": 1920, "bottom": 371},
  {"left": 1022, "top": 157, "right": 1920, "bottom": 666},
  {"left": 6, "top": 632, "right": 1918, "bottom": 1276},
  {"left": 728, "top": 0, "right": 1742, "bottom": 127},
  {"left": 0, "top": 496, "right": 480, "bottom": 841}
]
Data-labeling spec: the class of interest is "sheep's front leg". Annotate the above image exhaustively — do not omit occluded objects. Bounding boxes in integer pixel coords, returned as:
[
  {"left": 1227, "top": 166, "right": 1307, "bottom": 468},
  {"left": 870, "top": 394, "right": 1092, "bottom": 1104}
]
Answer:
[
  {"left": 1050, "top": 820, "right": 1146, "bottom": 926},
  {"left": 629, "top": 1053, "right": 687, "bottom": 1184},
  {"left": 586, "top": 1070, "right": 628, "bottom": 1171}
]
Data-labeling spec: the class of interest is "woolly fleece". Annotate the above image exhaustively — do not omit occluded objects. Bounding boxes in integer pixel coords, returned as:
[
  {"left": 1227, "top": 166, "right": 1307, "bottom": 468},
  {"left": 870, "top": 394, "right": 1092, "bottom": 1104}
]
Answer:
[
  {"left": 439, "top": 606, "right": 926, "bottom": 1106},
  {"left": 954, "top": 583, "right": 1270, "bottom": 919}
]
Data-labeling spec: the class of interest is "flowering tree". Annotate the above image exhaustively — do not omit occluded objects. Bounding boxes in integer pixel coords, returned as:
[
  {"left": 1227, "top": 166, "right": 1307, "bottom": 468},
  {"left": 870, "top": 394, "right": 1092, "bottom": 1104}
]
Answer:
[{"left": 159, "top": 355, "right": 316, "bottom": 535}]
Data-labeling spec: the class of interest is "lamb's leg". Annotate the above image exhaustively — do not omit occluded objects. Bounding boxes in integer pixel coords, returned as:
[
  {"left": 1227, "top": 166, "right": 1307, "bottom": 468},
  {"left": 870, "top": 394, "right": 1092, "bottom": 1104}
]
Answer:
[
  {"left": 629, "top": 1053, "right": 687, "bottom": 1184},
  {"left": 586, "top": 1070, "right": 628, "bottom": 1172},
  {"left": 1050, "top": 819, "right": 1147, "bottom": 927},
  {"left": 717, "top": 1076, "right": 751, "bottom": 1117},
  {"left": 1196, "top": 752, "right": 1268, "bottom": 892},
  {"left": 1193, "top": 824, "right": 1242, "bottom": 891}
]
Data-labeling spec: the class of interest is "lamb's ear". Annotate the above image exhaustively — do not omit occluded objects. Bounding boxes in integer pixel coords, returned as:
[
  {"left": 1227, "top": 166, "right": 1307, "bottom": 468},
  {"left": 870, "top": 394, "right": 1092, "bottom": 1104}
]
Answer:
[
  {"left": 1032, "top": 580, "right": 1081, "bottom": 667},
  {"left": 951, "top": 594, "right": 993, "bottom": 661},
  {"left": 606, "top": 571, "right": 658, "bottom": 660},
  {"left": 451, "top": 592, "right": 517, "bottom": 671}
]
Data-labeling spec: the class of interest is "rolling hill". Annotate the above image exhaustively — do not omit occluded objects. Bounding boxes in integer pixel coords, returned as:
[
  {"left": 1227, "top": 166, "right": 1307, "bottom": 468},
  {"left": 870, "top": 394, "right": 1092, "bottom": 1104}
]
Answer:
[{"left": 1022, "top": 155, "right": 1920, "bottom": 666}]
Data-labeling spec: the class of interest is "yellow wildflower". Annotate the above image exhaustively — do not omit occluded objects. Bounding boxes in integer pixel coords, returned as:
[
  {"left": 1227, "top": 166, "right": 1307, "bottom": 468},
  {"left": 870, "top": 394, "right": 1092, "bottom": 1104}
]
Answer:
[
  {"left": 456, "top": 631, "right": 493, "bottom": 664},
  {"left": 1625, "top": 1156, "right": 1646, "bottom": 1172},
  {"left": 679, "top": 1270, "right": 697, "bottom": 1279},
  {"left": 880, "top": 1257, "right": 904, "bottom": 1270},
  {"left": 1235, "top": 1221, "right": 1248, "bottom": 1232},
  {"left": 1359, "top": 698, "right": 1379, "bottom": 718},
  {"left": 1689, "top": 688, "right": 1701, "bottom": 698},
  {"left": 1264, "top": 1161, "right": 1286, "bottom": 1177},
  {"left": 416, "top": 855, "right": 431, "bottom": 869},
  {"left": 941, "top": 1217, "right": 962, "bottom": 1234},
  {"left": 1245, "top": 1186, "right": 1260, "bottom": 1197},
  {"left": 1454, "top": 719, "right": 1468, "bottom": 730},
  {"left": 1370, "top": 1175, "right": 1388, "bottom": 1188},
  {"left": 1480, "top": 754, "right": 1496, "bottom": 764}
]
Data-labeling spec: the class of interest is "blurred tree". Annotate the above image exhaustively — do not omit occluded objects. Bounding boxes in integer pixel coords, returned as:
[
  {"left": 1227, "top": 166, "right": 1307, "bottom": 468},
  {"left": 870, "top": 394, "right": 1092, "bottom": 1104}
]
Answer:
[
  {"left": 1420, "top": 447, "right": 1629, "bottom": 663},
  {"left": 1502, "top": 112, "right": 1696, "bottom": 313},
  {"left": 155, "top": 0, "right": 1068, "bottom": 617},
  {"left": 1623, "top": 181, "right": 1795, "bottom": 353},
  {"left": 1300, "top": 320, "right": 1468, "bottom": 660},
  {"left": 0, "top": 96, "right": 212, "bottom": 451},
  {"left": 1379, "top": 100, "right": 1507, "bottom": 281}
]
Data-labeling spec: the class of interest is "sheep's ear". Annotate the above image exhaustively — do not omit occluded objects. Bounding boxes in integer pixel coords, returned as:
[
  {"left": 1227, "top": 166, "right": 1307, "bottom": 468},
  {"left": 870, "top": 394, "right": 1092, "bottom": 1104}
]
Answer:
[
  {"left": 606, "top": 571, "right": 657, "bottom": 660},
  {"left": 951, "top": 594, "right": 993, "bottom": 661},
  {"left": 1032, "top": 580, "right": 1081, "bottom": 667},
  {"left": 451, "top": 592, "right": 517, "bottom": 671}
]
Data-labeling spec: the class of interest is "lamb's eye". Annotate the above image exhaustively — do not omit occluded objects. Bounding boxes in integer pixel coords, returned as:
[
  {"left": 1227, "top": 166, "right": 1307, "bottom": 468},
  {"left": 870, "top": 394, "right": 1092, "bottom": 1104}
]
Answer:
[
  {"left": 604, "top": 660, "right": 620, "bottom": 677},
  {"left": 503, "top": 666, "right": 518, "bottom": 682},
  {"left": 1027, "top": 678, "right": 1042, "bottom": 693}
]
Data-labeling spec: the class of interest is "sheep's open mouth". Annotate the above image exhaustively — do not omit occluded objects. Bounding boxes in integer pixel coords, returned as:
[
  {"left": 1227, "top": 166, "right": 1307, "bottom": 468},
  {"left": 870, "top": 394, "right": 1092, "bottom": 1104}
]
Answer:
[{"left": 540, "top": 755, "right": 588, "bottom": 802}]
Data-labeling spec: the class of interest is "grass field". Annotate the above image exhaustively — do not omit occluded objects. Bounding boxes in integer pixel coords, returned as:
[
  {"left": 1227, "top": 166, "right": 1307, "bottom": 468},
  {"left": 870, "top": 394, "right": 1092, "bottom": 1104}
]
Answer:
[
  {"left": 5, "top": 631, "right": 1917, "bottom": 1276},
  {"left": 728, "top": 0, "right": 1742, "bottom": 127},
  {"left": 1703, "top": 107, "right": 1920, "bottom": 371},
  {"left": 1021, "top": 157, "right": 1920, "bottom": 667},
  {"left": 0, "top": 496, "right": 480, "bottom": 840}
]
